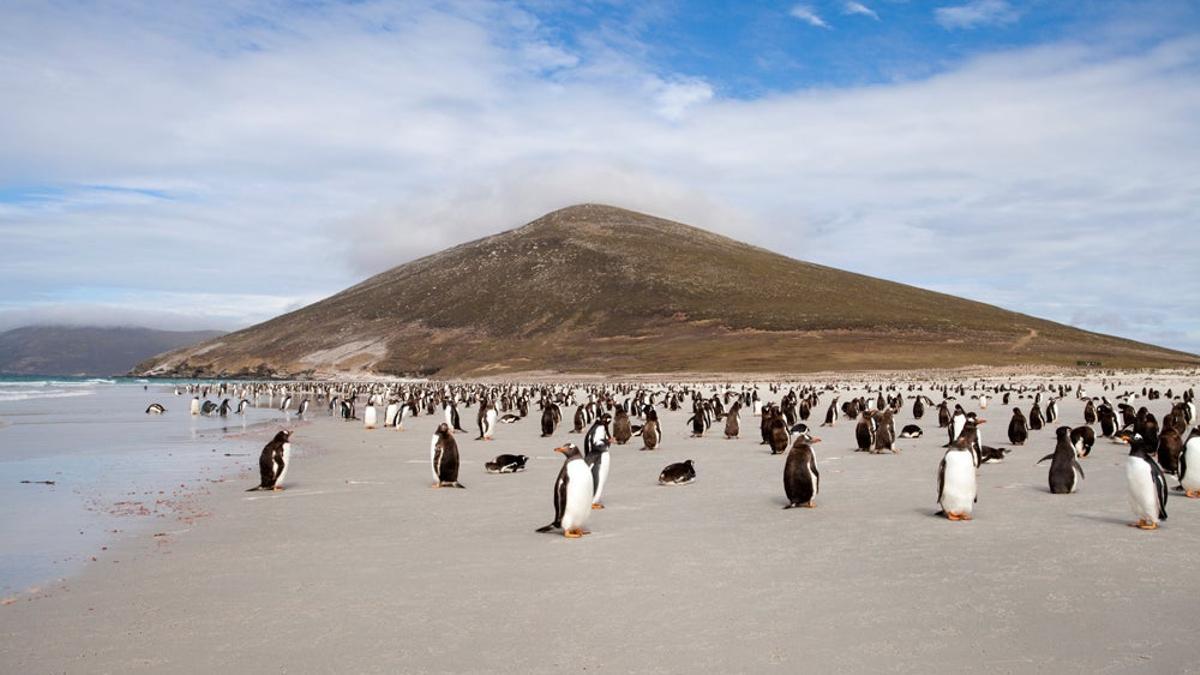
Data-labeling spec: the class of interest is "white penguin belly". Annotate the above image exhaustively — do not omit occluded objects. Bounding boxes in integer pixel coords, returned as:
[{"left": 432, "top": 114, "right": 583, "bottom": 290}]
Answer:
[
  {"left": 592, "top": 453, "right": 610, "bottom": 504},
  {"left": 940, "top": 453, "right": 976, "bottom": 515},
  {"left": 1183, "top": 442, "right": 1200, "bottom": 491},
  {"left": 275, "top": 443, "right": 291, "bottom": 488},
  {"left": 430, "top": 436, "right": 440, "bottom": 483},
  {"left": 364, "top": 406, "right": 377, "bottom": 428},
  {"left": 562, "top": 460, "right": 594, "bottom": 532},
  {"left": 1125, "top": 457, "right": 1159, "bottom": 523}
]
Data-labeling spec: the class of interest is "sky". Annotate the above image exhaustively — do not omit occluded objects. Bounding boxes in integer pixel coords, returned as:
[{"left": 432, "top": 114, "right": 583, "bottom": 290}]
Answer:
[{"left": 1, "top": 0, "right": 1198, "bottom": 353}]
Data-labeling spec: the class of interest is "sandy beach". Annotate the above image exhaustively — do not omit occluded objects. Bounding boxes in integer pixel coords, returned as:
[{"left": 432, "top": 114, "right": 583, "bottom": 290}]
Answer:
[{"left": 2, "top": 377, "right": 1199, "bottom": 673}]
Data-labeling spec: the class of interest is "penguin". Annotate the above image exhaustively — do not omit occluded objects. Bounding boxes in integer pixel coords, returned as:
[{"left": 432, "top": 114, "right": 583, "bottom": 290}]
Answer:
[
  {"left": 296, "top": 398, "right": 310, "bottom": 417},
  {"left": 724, "top": 401, "right": 741, "bottom": 439},
  {"left": 687, "top": 400, "right": 706, "bottom": 437},
  {"left": 979, "top": 445, "right": 1010, "bottom": 464},
  {"left": 1007, "top": 407, "right": 1028, "bottom": 445},
  {"left": 658, "top": 460, "right": 697, "bottom": 485},
  {"left": 444, "top": 401, "right": 465, "bottom": 433},
  {"left": 612, "top": 407, "right": 633, "bottom": 445},
  {"left": 540, "top": 403, "right": 559, "bottom": 437},
  {"left": 145, "top": 403, "right": 166, "bottom": 414},
  {"left": 247, "top": 430, "right": 292, "bottom": 491},
  {"left": 1045, "top": 398, "right": 1059, "bottom": 424},
  {"left": 237, "top": 399, "right": 250, "bottom": 415},
  {"left": 854, "top": 411, "right": 877, "bottom": 452},
  {"left": 937, "top": 429, "right": 979, "bottom": 521},
  {"left": 641, "top": 409, "right": 661, "bottom": 450},
  {"left": 385, "top": 401, "right": 399, "bottom": 427},
  {"left": 873, "top": 409, "right": 898, "bottom": 454},
  {"left": 899, "top": 424, "right": 923, "bottom": 439},
  {"left": 937, "top": 401, "right": 951, "bottom": 428},
  {"left": 430, "top": 423, "right": 464, "bottom": 488},
  {"left": 1037, "top": 426, "right": 1085, "bottom": 494},
  {"left": 782, "top": 437, "right": 821, "bottom": 509},
  {"left": 280, "top": 395, "right": 292, "bottom": 413},
  {"left": 1098, "top": 404, "right": 1119, "bottom": 437},
  {"left": 821, "top": 398, "right": 839, "bottom": 427},
  {"left": 947, "top": 406, "right": 967, "bottom": 446},
  {"left": 201, "top": 400, "right": 218, "bottom": 416},
  {"left": 190, "top": 396, "right": 201, "bottom": 416},
  {"left": 913, "top": 397, "right": 926, "bottom": 419},
  {"left": 584, "top": 414, "right": 612, "bottom": 509},
  {"left": 364, "top": 405, "right": 378, "bottom": 430},
  {"left": 499, "top": 413, "right": 521, "bottom": 424},
  {"left": 1070, "top": 425, "right": 1096, "bottom": 458},
  {"left": 218, "top": 398, "right": 232, "bottom": 417},
  {"left": 1124, "top": 434, "right": 1167, "bottom": 530},
  {"left": 1180, "top": 428, "right": 1200, "bottom": 498},
  {"left": 1083, "top": 399, "right": 1097, "bottom": 425},
  {"left": 1028, "top": 403, "right": 1045, "bottom": 430},
  {"left": 477, "top": 402, "right": 497, "bottom": 440},
  {"left": 484, "top": 454, "right": 529, "bottom": 474},
  {"left": 535, "top": 443, "right": 594, "bottom": 538},
  {"left": 768, "top": 415, "right": 790, "bottom": 455}
]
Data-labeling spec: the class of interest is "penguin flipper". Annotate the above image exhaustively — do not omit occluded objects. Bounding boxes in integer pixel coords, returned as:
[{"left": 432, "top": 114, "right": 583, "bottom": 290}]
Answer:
[
  {"left": 1073, "top": 460, "right": 1086, "bottom": 480},
  {"left": 936, "top": 458, "right": 946, "bottom": 503},
  {"left": 535, "top": 522, "right": 559, "bottom": 533}
]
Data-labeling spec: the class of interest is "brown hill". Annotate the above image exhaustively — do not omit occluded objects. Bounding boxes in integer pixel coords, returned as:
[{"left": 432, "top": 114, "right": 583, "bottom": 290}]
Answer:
[{"left": 135, "top": 204, "right": 1198, "bottom": 378}]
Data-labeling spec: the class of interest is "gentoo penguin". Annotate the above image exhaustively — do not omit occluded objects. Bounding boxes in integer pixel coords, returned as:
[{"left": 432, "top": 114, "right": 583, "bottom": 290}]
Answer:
[
  {"left": 484, "top": 454, "right": 529, "bottom": 474},
  {"left": 612, "top": 407, "right": 633, "bottom": 445},
  {"left": 218, "top": 398, "right": 232, "bottom": 417},
  {"left": 1028, "top": 403, "right": 1045, "bottom": 430},
  {"left": 499, "top": 413, "right": 521, "bottom": 424},
  {"left": 477, "top": 402, "right": 497, "bottom": 441},
  {"left": 1179, "top": 428, "right": 1200, "bottom": 498},
  {"left": 1083, "top": 399, "right": 1097, "bottom": 425},
  {"left": 768, "top": 415, "right": 790, "bottom": 455},
  {"left": 1124, "top": 434, "right": 1167, "bottom": 530},
  {"left": 947, "top": 405, "right": 967, "bottom": 446},
  {"left": 584, "top": 414, "right": 612, "bottom": 509},
  {"left": 873, "top": 409, "right": 898, "bottom": 454},
  {"left": 296, "top": 398, "right": 310, "bottom": 416},
  {"left": 247, "top": 430, "right": 292, "bottom": 491},
  {"left": 913, "top": 397, "right": 926, "bottom": 419},
  {"left": 145, "top": 403, "right": 166, "bottom": 414},
  {"left": 540, "top": 404, "right": 559, "bottom": 437},
  {"left": 237, "top": 399, "right": 250, "bottom": 415},
  {"left": 385, "top": 401, "right": 399, "bottom": 427},
  {"left": 641, "top": 409, "right": 661, "bottom": 450},
  {"left": 280, "top": 395, "right": 292, "bottom": 413},
  {"left": 821, "top": 398, "right": 839, "bottom": 427},
  {"left": 430, "top": 423, "right": 464, "bottom": 488},
  {"left": 854, "top": 411, "right": 877, "bottom": 452},
  {"left": 658, "top": 460, "right": 697, "bottom": 485},
  {"left": 443, "top": 401, "right": 465, "bottom": 433},
  {"left": 724, "top": 402, "right": 741, "bottom": 439},
  {"left": 899, "top": 424, "right": 923, "bottom": 439},
  {"left": 937, "top": 430, "right": 979, "bottom": 521},
  {"left": 190, "top": 396, "right": 201, "bottom": 416},
  {"left": 536, "top": 443, "right": 594, "bottom": 538},
  {"left": 1037, "top": 426, "right": 1085, "bottom": 494},
  {"left": 1157, "top": 428, "right": 1184, "bottom": 476},
  {"left": 783, "top": 437, "right": 821, "bottom": 509},
  {"left": 1070, "top": 425, "right": 1096, "bottom": 458},
  {"left": 1007, "top": 407, "right": 1029, "bottom": 445},
  {"left": 979, "top": 445, "right": 1010, "bottom": 464},
  {"left": 1046, "top": 398, "right": 1059, "bottom": 424}
]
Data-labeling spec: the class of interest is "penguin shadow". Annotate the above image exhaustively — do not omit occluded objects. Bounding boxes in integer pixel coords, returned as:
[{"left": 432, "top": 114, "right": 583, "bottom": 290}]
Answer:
[{"left": 1068, "top": 512, "right": 1131, "bottom": 527}]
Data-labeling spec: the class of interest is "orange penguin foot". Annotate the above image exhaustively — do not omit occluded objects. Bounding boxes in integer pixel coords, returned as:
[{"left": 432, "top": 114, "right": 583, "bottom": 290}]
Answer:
[
  {"left": 959, "top": 513, "right": 973, "bottom": 521},
  {"left": 946, "top": 512, "right": 962, "bottom": 521},
  {"left": 803, "top": 502, "right": 816, "bottom": 508},
  {"left": 591, "top": 503, "right": 605, "bottom": 510},
  {"left": 1129, "top": 519, "right": 1147, "bottom": 528},
  {"left": 1137, "top": 521, "right": 1159, "bottom": 530},
  {"left": 1187, "top": 490, "right": 1200, "bottom": 499},
  {"left": 564, "top": 530, "right": 583, "bottom": 539}
]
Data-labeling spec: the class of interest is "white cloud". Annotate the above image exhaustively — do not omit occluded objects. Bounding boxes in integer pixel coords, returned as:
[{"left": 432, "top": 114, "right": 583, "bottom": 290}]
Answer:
[
  {"left": 1, "top": 2, "right": 1198, "bottom": 353},
  {"left": 790, "top": 5, "right": 831, "bottom": 29},
  {"left": 935, "top": 0, "right": 1019, "bottom": 30},
  {"left": 844, "top": 2, "right": 880, "bottom": 21}
]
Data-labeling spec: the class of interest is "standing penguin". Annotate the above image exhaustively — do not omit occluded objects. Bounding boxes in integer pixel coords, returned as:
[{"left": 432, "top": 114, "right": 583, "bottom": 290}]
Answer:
[
  {"left": 1125, "top": 434, "right": 1167, "bottom": 530},
  {"left": 190, "top": 396, "right": 201, "bottom": 416},
  {"left": 364, "top": 405, "right": 378, "bottom": 430},
  {"left": 477, "top": 401, "right": 498, "bottom": 440},
  {"left": 855, "top": 411, "right": 877, "bottom": 452},
  {"left": 1083, "top": 399, "right": 1097, "bottom": 425},
  {"left": 821, "top": 398, "right": 840, "bottom": 427},
  {"left": 1179, "top": 428, "right": 1200, "bottom": 498},
  {"left": 1007, "top": 407, "right": 1029, "bottom": 445},
  {"left": 1028, "top": 403, "right": 1045, "bottom": 431},
  {"left": 783, "top": 437, "right": 821, "bottom": 509},
  {"left": 247, "top": 430, "right": 292, "bottom": 491},
  {"left": 540, "top": 403, "right": 559, "bottom": 437},
  {"left": 430, "top": 423, "right": 464, "bottom": 488},
  {"left": 724, "top": 401, "right": 741, "bottom": 439},
  {"left": 641, "top": 408, "right": 661, "bottom": 450},
  {"left": 536, "top": 443, "right": 594, "bottom": 538},
  {"left": 584, "top": 414, "right": 612, "bottom": 509},
  {"left": 1037, "top": 426, "right": 1085, "bottom": 494},
  {"left": 768, "top": 415, "right": 790, "bottom": 455},
  {"left": 612, "top": 407, "right": 633, "bottom": 445},
  {"left": 937, "top": 428, "right": 979, "bottom": 521},
  {"left": 873, "top": 409, "right": 898, "bottom": 454}
]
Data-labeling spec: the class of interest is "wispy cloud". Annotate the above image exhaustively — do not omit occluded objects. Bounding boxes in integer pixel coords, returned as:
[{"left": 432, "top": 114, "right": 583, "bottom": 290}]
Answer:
[
  {"left": 935, "top": 0, "right": 1019, "bottom": 30},
  {"left": 844, "top": 2, "right": 880, "bottom": 21},
  {"left": 0, "top": 2, "right": 1198, "bottom": 353},
  {"left": 790, "top": 4, "right": 831, "bottom": 29}
]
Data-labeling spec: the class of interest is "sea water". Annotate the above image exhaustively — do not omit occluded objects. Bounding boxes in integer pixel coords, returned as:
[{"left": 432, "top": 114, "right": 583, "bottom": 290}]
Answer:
[{"left": 0, "top": 377, "right": 293, "bottom": 595}]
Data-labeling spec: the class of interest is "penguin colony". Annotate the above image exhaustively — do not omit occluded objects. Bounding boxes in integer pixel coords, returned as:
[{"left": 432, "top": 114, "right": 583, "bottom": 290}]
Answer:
[{"left": 157, "top": 378, "right": 1200, "bottom": 534}]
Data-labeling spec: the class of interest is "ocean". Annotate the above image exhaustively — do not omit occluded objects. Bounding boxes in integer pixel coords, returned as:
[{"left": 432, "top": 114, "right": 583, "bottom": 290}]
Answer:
[{"left": 0, "top": 376, "right": 292, "bottom": 595}]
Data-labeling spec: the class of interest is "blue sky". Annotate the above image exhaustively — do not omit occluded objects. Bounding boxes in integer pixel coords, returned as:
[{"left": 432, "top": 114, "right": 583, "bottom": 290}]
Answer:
[{"left": 1, "top": 0, "right": 1199, "bottom": 353}]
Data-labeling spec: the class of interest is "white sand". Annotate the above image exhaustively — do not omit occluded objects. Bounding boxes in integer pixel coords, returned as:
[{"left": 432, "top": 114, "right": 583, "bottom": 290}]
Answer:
[{"left": 2, "top": 376, "right": 1198, "bottom": 673}]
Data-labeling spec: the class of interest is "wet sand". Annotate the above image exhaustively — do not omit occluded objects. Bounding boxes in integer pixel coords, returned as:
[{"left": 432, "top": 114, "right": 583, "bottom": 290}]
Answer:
[{"left": 2, "top": 377, "right": 1198, "bottom": 673}]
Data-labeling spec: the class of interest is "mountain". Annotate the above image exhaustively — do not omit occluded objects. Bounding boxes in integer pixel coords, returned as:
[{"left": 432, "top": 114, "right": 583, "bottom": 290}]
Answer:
[
  {"left": 0, "top": 326, "right": 226, "bottom": 377},
  {"left": 135, "top": 204, "right": 1198, "bottom": 378}
]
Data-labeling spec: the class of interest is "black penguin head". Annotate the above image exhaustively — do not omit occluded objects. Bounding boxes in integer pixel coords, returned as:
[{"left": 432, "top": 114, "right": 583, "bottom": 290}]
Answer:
[
  {"left": 436, "top": 422, "right": 450, "bottom": 435},
  {"left": 554, "top": 443, "right": 582, "bottom": 460}
]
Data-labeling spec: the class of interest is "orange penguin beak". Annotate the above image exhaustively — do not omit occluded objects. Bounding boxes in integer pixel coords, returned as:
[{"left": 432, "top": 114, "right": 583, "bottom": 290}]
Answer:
[
  {"left": 811, "top": 437, "right": 823, "bottom": 443},
  {"left": 976, "top": 420, "right": 987, "bottom": 425},
  {"left": 554, "top": 446, "right": 568, "bottom": 454}
]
